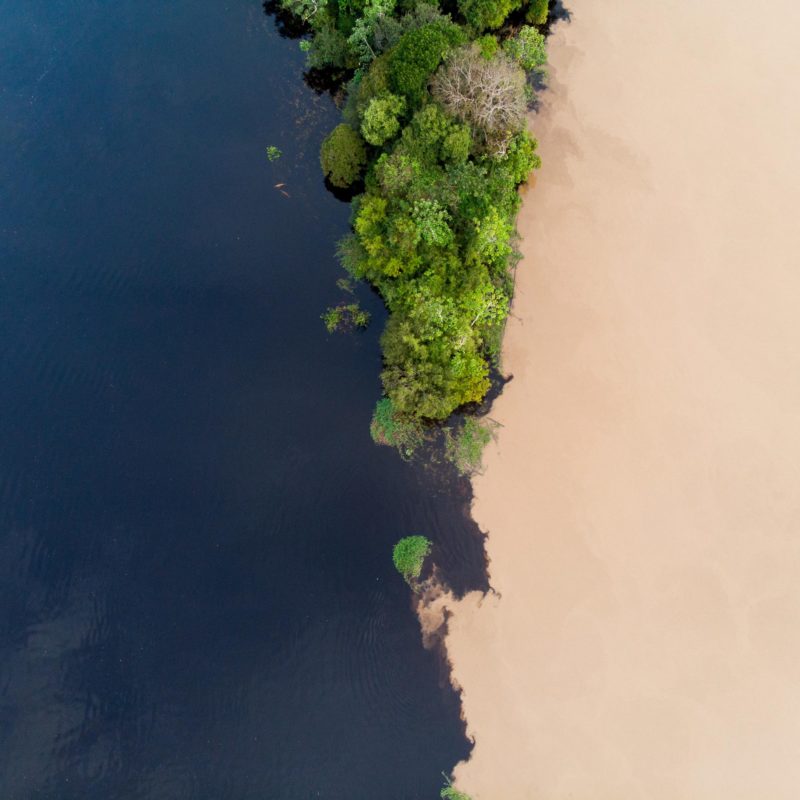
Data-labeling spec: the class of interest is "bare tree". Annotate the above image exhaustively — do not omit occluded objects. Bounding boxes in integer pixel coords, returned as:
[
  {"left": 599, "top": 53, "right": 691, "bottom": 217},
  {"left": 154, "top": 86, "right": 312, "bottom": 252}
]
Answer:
[{"left": 431, "top": 45, "right": 527, "bottom": 157}]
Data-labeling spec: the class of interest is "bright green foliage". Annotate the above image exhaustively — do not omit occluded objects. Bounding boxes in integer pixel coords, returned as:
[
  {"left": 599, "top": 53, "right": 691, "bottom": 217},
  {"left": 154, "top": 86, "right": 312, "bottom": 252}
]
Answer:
[
  {"left": 444, "top": 417, "right": 496, "bottom": 474},
  {"left": 392, "top": 535, "right": 432, "bottom": 582},
  {"left": 504, "top": 25, "right": 547, "bottom": 71},
  {"left": 320, "top": 124, "right": 367, "bottom": 187},
  {"left": 411, "top": 200, "right": 453, "bottom": 246},
  {"left": 458, "top": 0, "right": 522, "bottom": 30},
  {"left": 265, "top": 145, "right": 282, "bottom": 161},
  {"left": 441, "top": 788, "right": 473, "bottom": 800},
  {"left": 370, "top": 397, "right": 425, "bottom": 455},
  {"left": 361, "top": 93, "right": 406, "bottom": 145},
  {"left": 322, "top": 303, "right": 371, "bottom": 332},
  {"left": 388, "top": 22, "right": 465, "bottom": 105},
  {"left": 274, "top": 0, "right": 546, "bottom": 429},
  {"left": 502, "top": 130, "right": 542, "bottom": 183},
  {"left": 525, "top": 0, "right": 549, "bottom": 24},
  {"left": 476, "top": 34, "right": 499, "bottom": 59}
]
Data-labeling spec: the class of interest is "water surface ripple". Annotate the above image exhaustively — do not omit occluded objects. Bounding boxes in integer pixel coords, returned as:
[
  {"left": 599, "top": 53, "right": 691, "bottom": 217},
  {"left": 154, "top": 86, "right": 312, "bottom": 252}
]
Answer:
[{"left": 0, "top": 1, "right": 484, "bottom": 797}]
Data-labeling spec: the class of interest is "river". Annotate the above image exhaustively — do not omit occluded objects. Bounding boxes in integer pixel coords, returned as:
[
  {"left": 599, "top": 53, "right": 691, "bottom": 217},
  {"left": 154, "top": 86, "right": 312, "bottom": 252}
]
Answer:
[{"left": 0, "top": 1, "right": 484, "bottom": 796}]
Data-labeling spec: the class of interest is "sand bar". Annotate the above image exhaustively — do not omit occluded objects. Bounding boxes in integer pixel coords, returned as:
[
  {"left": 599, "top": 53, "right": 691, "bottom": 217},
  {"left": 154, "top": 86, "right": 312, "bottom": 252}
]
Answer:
[{"left": 442, "top": 0, "right": 800, "bottom": 797}]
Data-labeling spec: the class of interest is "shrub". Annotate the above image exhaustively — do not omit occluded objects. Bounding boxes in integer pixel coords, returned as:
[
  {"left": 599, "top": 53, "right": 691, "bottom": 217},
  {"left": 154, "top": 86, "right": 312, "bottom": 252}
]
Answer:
[
  {"left": 370, "top": 397, "right": 425, "bottom": 455},
  {"left": 320, "top": 124, "right": 367, "bottom": 187},
  {"left": 392, "top": 535, "right": 432, "bottom": 582}
]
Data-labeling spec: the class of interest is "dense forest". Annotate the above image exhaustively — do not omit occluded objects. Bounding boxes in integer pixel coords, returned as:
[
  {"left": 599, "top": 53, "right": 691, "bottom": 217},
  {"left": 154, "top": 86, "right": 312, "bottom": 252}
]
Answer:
[{"left": 279, "top": 0, "right": 550, "bottom": 452}]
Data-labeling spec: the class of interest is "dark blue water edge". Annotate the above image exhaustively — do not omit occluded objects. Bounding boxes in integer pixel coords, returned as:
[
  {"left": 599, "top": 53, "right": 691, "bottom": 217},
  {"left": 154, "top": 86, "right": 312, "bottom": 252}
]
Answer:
[{"left": 0, "top": 1, "right": 488, "bottom": 797}]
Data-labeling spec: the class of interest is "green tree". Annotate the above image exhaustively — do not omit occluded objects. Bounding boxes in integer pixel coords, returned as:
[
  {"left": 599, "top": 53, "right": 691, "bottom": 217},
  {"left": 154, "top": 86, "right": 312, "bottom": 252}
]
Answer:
[
  {"left": 525, "top": 0, "right": 548, "bottom": 24},
  {"left": 388, "top": 22, "right": 465, "bottom": 105},
  {"left": 307, "top": 24, "right": 354, "bottom": 69},
  {"left": 347, "top": 0, "right": 396, "bottom": 64},
  {"left": 320, "top": 124, "right": 367, "bottom": 187},
  {"left": 361, "top": 93, "right": 407, "bottom": 145},
  {"left": 504, "top": 25, "right": 547, "bottom": 71},
  {"left": 457, "top": 0, "right": 521, "bottom": 30}
]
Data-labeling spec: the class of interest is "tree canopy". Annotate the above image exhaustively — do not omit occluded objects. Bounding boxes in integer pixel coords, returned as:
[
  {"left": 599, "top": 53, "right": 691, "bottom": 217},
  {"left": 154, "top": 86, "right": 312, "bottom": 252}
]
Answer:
[{"left": 279, "top": 0, "right": 549, "bottom": 425}]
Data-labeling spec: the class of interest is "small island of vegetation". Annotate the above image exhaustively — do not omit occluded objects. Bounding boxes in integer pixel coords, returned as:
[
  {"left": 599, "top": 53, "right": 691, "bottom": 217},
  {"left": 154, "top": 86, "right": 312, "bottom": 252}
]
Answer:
[{"left": 277, "top": 0, "right": 549, "bottom": 448}]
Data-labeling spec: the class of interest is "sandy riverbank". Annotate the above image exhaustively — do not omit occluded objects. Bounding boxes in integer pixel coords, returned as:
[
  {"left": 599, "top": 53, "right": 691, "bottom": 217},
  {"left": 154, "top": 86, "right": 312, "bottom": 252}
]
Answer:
[{"left": 438, "top": 0, "right": 800, "bottom": 797}]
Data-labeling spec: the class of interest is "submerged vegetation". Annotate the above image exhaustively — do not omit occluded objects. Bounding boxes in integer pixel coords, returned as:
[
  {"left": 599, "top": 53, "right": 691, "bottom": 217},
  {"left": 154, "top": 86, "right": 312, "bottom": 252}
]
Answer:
[
  {"left": 440, "top": 786, "right": 473, "bottom": 800},
  {"left": 392, "top": 535, "right": 432, "bottom": 582},
  {"left": 277, "top": 0, "right": 548, "bottom": 436},
  {"left": 444, "top": 416, "right": 497, "bottom": 474},
  {"left": 370, "top": 397, "right": 425, "bottom": 455},
  {"left": 322, "top": 301, "right": 371, "bottom": 332}
]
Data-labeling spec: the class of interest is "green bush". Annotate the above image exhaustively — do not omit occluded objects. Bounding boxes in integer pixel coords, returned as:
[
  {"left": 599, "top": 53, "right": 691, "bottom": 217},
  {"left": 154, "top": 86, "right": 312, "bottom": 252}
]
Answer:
[
  {"left": 392, "top": 535, "right": 432, "bottom": 582},
  {"left": 370, "top": 398, "right": 425, "bottom": 456},
  {"left": 320, "top": 124, "right": 367, "bottom": 187}
]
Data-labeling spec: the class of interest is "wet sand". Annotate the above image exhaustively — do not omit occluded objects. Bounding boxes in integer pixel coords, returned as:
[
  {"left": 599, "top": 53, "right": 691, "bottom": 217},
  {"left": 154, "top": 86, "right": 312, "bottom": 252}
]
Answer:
[{"left": 441, "top": 0, "right": 800, "bottom": 797}]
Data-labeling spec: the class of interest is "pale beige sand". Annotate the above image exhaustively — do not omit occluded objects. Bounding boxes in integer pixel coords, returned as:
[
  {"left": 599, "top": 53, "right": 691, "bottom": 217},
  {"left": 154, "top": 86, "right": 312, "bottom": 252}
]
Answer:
[{"left": 440, "top": 0, "right": 800, "bottom": 797}]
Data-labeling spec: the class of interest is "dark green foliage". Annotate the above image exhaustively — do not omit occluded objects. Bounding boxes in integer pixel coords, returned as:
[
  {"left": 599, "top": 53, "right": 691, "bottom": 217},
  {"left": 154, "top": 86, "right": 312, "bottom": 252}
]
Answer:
[
  {"left": 392, "top": 535, "right": 432, "bottom": 582},
  {"left": 320, "top": 124, "right": 367, "bottom": 187},
  {"left": 307, "top": 24, "right": 354, "bottom": 69},
  {"left": 388, "top": 22, "right": 465, "bottom": 105}
]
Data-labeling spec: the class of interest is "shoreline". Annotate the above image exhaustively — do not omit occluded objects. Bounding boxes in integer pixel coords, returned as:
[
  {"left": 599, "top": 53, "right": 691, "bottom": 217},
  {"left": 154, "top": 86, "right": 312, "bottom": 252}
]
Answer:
[{"left": 439, "top": 0, "right": 800, "bottom": 797}]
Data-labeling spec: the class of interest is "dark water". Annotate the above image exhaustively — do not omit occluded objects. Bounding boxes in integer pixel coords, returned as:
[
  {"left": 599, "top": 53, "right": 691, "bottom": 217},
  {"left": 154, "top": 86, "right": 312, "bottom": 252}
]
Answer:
[{"left": 0, "top": 1, "right": 487, "bottom": 797}]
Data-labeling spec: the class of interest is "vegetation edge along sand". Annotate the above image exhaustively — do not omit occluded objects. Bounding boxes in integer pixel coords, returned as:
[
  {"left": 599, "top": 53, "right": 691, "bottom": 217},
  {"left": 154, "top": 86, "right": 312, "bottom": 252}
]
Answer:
[{"left": 441, "top": 0, "right": 800, "bottom": 797}]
